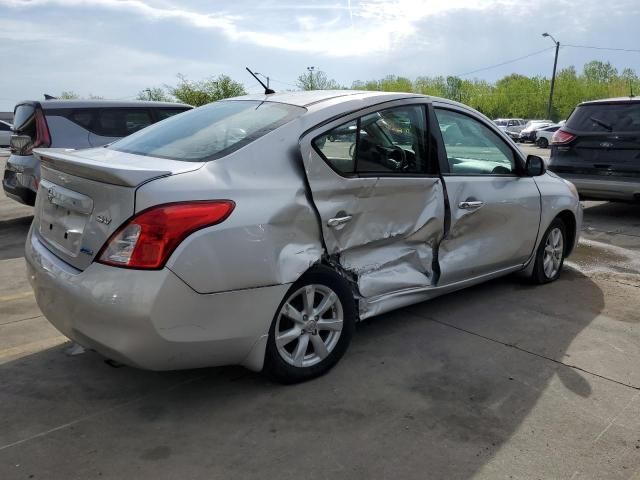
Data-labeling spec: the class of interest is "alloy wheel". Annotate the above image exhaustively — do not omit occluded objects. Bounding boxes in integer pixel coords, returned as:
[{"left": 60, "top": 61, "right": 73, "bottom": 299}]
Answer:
[
  {"left": 275, "top": 284, "right": 344, "bottom": 368},
  {"left": 543, "top": 227, "right": 564, "bottom": 279}
]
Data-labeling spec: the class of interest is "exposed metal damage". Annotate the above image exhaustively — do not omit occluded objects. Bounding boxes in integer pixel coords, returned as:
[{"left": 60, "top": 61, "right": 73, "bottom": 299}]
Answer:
[{"left": 300, "top": 139, "right": 446, "bottom": 320}]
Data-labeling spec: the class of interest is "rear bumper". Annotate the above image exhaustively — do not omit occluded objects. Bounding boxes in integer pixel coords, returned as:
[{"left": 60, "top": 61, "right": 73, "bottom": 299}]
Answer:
[
  {"left": 3, "top": 154, "right": 38, "bottom": 206},
  {"left": 25, "top": 228, "right": 289, "bottom": 371},
  {"left": 551, "top": 173, "right": 640, "bottom": 202}
]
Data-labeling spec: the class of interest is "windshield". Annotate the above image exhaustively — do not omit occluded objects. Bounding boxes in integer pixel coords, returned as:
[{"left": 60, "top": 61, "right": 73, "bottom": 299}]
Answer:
[
  {"left": 566, "top": 103, "right": 640, "bottom": 133},
  {"left": 109, "top": 100, "right": 305, "bottom": 161}
]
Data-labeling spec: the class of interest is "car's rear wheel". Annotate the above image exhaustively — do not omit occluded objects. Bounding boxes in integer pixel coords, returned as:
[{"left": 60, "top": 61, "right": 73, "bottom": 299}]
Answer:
[
  {"left": 531, "top": 218, "right": 566, "bottom": 284},
  {"left": 263, "top": 266, "right": 356, "bottom": 384}
]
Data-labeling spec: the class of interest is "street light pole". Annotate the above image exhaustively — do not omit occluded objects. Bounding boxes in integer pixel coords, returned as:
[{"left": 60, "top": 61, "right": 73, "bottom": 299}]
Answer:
[
  {"left": 542, "top": 33, "right": 560, "bottom": 120},
  {"left": 307, "top": 66, "right": 315, "bottom": 90}
]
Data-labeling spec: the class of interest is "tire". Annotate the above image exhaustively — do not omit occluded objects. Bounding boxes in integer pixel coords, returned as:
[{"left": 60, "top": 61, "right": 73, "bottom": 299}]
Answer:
[
  {"left": 263, "top": 266, "right": 356, "bottom": 384},
  {"left": 537, "top": 137, "right": 549, "bottom": 148},
  {"left": 530, "top": 218, "right": 567, "bottom": 284}
]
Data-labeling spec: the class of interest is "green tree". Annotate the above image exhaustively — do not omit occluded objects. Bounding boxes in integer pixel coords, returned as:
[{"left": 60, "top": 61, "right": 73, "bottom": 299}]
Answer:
[
  {"left": 297, "top": 70, "right": 341, "bottom": 90},
  {"left": 167, "top": 74, "right": 246, "bottom": 106},
  {"left": 137, "top": 87, "right": 172, "bottom": 102},
  {"left": 59, "top": 91, "right": 80, "bottom": 99}
]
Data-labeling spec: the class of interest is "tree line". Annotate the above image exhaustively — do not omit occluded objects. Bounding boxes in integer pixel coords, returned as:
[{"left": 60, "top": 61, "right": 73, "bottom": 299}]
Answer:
[
  {"left": 57, "top": 60, "right": 639, "bottom": 122},
  {"left": 352, "top": 60, "right": 639, "bottom": 121}
]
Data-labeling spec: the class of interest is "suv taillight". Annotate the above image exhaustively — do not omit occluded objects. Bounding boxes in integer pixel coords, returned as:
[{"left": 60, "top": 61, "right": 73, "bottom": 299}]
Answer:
[
  {"left": 10, "top": 109, "right": 50, "bottom": 155},
  {"left": 33, "top": 109, "right": 51, "bottom": 149},
  {"left": 97, "top": 201, "right": 235, "bottom": 269},
  {"left": 551, "top": 129, "right": 576, "bottom": 145}
]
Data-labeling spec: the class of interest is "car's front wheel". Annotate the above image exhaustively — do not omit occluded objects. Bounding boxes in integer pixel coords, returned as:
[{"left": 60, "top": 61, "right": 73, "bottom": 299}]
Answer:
[
  {"left": 531, "top": 218, "right": 567, "bottom": 284},
  {"left": 263, "top": 266, "right": 356, "bottom": 384}
]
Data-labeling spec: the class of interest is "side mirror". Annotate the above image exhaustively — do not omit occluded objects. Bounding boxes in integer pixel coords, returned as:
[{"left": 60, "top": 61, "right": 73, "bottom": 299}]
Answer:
[{"left": 525, "top": 155, "right": 546, "bottom": 176}]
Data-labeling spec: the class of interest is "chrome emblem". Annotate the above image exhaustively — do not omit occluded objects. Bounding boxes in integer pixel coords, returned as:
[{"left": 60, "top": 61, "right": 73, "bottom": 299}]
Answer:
[
  {"left": 46, "top": 187, "right": 56, "bottom": 202},
  {"left": 96, "top": 215, "right": 112, "bottom": 225},
  {"left": 600, "top": 142, "right": 613, "bottom": 148}
]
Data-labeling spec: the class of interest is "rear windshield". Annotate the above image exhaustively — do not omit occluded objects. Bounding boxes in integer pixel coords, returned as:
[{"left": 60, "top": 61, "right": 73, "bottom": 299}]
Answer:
[
  {"left": 13, "top": 104, "right": 37, "bottom": 134},
  {"left": 566, "top": 103, "right": 640, "bottom": 133},
  {"left": 109, "top": 100, "right": 305, "bottom": 161}
]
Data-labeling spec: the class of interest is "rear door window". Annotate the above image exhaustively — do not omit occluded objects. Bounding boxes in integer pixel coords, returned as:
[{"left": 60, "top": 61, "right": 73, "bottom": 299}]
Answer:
[
  {"left": 312, "top": 105, "right": 428, "bottom": 175},
  {"left": 96, "top": 109, "right": 153, "bottom": 137},
  {"left": 566, "top": 103, "right": 640, "bottom": 133}
]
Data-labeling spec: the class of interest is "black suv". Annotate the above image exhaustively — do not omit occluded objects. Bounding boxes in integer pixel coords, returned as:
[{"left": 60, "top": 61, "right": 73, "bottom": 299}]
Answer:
[{"left": 548, "top": 97, "right": 640, "bottom": 202}]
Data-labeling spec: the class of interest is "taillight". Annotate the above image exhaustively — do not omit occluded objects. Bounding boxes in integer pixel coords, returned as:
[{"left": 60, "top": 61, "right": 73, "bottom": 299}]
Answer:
[
  {"left": 97, "top": 201, "right": 235, "bottom": 269},
  {"left": 551, "top": 129, "right": 576, "bottom": 145},
  {"left": 11, "top": 109, "right": 50, "bottom": 155},
  {"left": 33, "top": 109, "right": 51, "bottom": 149}
]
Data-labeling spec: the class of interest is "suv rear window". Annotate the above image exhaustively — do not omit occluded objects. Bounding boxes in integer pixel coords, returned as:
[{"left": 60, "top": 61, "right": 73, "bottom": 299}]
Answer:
[
  {"left": 109, "top": 101, "right": 305, "bottom": 162},
  {"left": 566, "top": 103, "right": 640, "bottom": 133}
]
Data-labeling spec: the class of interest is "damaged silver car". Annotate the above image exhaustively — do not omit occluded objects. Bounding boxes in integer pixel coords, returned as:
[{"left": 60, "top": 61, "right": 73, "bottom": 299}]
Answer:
[{"left": 25, "top": 91, "right": 582, "bottom": 383}]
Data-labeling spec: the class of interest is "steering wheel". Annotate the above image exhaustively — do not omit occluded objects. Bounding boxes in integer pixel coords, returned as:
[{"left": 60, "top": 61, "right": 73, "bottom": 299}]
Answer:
[{"left": 391, "top": 146, "right": 416, "bottom": 172}]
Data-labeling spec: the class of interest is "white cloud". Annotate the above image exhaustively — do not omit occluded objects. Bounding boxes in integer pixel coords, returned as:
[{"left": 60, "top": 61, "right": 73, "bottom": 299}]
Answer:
[{"left": 1, "top": 0, "right": 522, "bottom": 56}]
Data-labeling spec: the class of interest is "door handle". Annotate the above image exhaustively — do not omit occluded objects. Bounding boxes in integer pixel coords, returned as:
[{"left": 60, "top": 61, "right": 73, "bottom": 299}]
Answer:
[
  {"left": 327, "top": 215, "right": 353, "bottom": 228},
  {"left": 458, "top": 201, "right": 484, "bottom": 210}
]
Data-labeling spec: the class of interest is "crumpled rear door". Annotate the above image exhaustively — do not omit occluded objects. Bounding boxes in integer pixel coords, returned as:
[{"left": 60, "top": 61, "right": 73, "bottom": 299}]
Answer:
[{"left": 299, "top": 107, "right": 445, "bottom": 318}]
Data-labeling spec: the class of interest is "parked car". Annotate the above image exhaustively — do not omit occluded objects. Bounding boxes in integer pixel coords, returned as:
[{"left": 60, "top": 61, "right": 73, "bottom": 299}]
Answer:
[
  {"left": 518, "top": 120, "right": 554, "bottom": 142},
  {"left": 0, "top": 120, "right": 12, "bottom": 147},
  {"left": 534, "top": 124, "right": 561, "bottom": 148},
  {"left": 3, "top": 100, "right": 192, "bottom": 206},
  {"left": 25, "top": 91, "right": 581, "bottom": 383},
  {"left": 494, "top": 118, "right": 526, "bottom": 134},
  {"left": 548, "top": 97, "right": 640, "bottom": 202}
]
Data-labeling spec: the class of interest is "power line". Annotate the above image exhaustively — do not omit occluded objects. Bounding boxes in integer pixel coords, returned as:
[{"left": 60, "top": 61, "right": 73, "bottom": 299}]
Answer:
[
  {"left": 563, "top": 44, "right": 640, "bottom": 54},
  {"left": 453, "top": 47, "right": 555, "bottom": 77}
]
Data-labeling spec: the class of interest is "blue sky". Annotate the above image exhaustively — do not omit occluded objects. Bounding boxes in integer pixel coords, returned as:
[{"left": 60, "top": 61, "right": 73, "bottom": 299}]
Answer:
[{"left": 0, "top": 0, "right": 639, "bottom": 111}]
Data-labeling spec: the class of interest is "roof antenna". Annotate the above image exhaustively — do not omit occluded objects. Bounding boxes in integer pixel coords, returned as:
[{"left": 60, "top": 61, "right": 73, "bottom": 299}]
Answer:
[
  {"left": 44, "top": 94, "right": 57, "bottom": 100},
  {"left": 246, "top": 67, "right": 275, "bottom": 95}
]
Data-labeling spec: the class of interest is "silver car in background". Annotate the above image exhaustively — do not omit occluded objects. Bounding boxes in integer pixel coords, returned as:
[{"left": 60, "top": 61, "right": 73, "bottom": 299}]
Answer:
[
  {"left": 0, "top": 120, "right": 12, "bottom": 147},
  {"left": 25, "top": 91, "right": 582, "bottom": 383}
]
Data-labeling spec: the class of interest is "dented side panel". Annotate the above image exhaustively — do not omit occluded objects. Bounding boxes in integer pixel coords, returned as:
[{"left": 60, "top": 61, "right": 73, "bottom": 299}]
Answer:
[{"left": 300, "top": 129, "right": 445, "bottom": 316}]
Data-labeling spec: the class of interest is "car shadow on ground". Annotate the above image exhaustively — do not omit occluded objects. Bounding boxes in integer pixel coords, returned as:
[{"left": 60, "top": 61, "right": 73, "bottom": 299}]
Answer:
[
  {"left": 0, "top": 267, "right": 604, "bottom": 479},
  {"left": 0, "top": 216, "right": 33, "bottom": 261}
]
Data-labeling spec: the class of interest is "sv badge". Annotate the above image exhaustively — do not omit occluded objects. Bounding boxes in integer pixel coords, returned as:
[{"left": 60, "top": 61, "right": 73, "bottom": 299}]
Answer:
[{"left": 96, "top": 215, "right": 112, "bottom": 225}]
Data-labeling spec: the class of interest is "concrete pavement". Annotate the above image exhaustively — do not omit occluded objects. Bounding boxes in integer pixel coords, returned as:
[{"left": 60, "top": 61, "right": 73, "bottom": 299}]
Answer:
[{"left": 0, "top": 149, "right": 639, "bottom": 480}]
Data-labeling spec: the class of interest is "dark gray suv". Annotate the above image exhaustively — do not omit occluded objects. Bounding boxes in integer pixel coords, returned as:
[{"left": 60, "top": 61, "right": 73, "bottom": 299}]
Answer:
[
  {"left": 548, "top": 97, "right": 640, "bottom": 202},
  {"left": 3, "top": 100, "right": 192, "bottom": 205}
]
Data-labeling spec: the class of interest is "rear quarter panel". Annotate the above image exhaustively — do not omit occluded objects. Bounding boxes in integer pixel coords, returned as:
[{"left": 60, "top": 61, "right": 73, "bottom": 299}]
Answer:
[{"left": 135, "top": 120, "right": 323, "bottom": 294}]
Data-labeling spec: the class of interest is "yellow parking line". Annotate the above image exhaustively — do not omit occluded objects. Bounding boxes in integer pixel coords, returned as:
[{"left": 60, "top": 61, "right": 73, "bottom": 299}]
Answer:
[
  {"left": 0, "top": 291, "right": 34, "bottom": 303},
  {"left": 0, "top": 336, "right": 69, "bottom": 362}
]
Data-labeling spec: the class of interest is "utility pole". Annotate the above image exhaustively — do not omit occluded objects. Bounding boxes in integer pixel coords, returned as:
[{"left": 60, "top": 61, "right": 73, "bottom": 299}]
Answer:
[
  {"left": 307, "top": 66, "right": 315, "bottom": 90},
  {"left": 145, "top": 88, "right": 152, "bottom": 101},
  {"left": 542, "top": 33, "right": 560, "bottom": 120}
]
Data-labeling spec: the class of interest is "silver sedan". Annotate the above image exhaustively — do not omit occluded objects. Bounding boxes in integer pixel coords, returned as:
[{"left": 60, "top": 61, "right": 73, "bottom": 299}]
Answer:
[{"left": 25, "top": 91, "right": 582, "bottom": 383}]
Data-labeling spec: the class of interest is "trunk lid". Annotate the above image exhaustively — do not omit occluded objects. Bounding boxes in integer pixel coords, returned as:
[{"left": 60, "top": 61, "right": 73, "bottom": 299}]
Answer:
[{"left": 33, "top": 147, "right": 203, "bottom": 271}]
